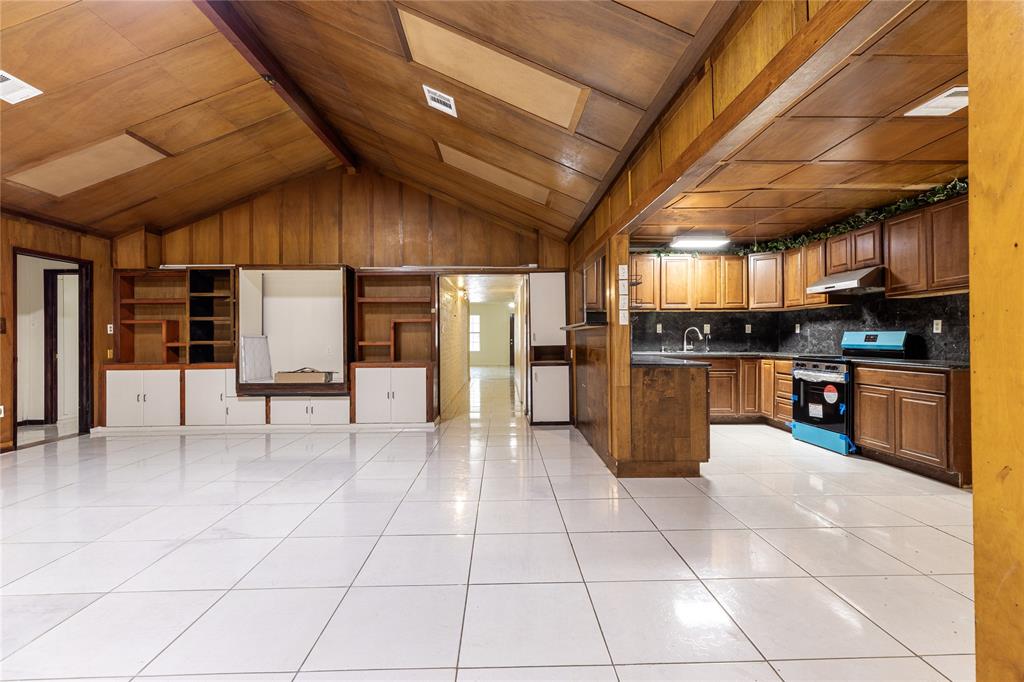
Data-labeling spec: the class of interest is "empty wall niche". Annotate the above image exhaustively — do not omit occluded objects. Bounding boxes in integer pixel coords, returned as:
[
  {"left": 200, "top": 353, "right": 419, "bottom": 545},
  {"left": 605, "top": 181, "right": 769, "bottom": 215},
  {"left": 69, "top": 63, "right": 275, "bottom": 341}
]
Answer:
[{"left": 355, "top": 273, "right": 436, "bottom": 363}]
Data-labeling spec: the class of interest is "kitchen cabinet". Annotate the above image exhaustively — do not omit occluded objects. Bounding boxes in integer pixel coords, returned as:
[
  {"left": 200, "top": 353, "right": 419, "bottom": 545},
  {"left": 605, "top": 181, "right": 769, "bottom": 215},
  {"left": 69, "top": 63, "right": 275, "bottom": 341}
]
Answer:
[
  {"left": 927, "top": 196, "right": 969, "bottom": 291},
  {"left": 885, "top": 210, "right": 929, "bottom": 295},
  {"left": 740, "top": 359, "right": 760, "bottom": 414},
  {"left": 783, "top": 248, "right": 804, "bottom": 307},
  {"left": 584, "top": 258, "right": 605, "bottom": 311},
  {"left": 853, "top": 384, "right": 896, "bottom": 453},
  {"left": 629, "top": 253, "right": 659, "bottom": 310},
  {"left": 826, "top": 223, "right": 882, "bottom": 275},
  {"left": 186, "top": 369, "right": 265, "bottom": 426},
  {"left": 748, "top": 252, "right": 784, "bottom": 309},
  {"left": 692, "top": 256, "right": 722, "bottom": 309},
  {"left": 105, "top": 369, "right": 180, "bottom": 427},
  {"left": 707, "top": 358, "right": 740, "bottom": 416},
  {"left": 353, "top": 366, "right": 427, "bottom": 423},
  {"left": 531, "top": 364, "right": 570, "bottom": 423},
  {"left": 802, "top": 241, "right": 827, "bottom": 306},
  {"left": 529, "top": 272, "right": 566, "bottom": 346},
  {"left": 758, "top": 359, "right": 775, "bottom": 418},
  {"left": 894, "top": 389, "right": 948, "bottom": 467},
  {"left": 773, "top": 360, "right": 793, "bottom": 426},
  {"left": 659, "top": 255, "right": 693, "bottom": 309},
  {"left": 722, "top": 256, "right": 748, "bottom": 308}
]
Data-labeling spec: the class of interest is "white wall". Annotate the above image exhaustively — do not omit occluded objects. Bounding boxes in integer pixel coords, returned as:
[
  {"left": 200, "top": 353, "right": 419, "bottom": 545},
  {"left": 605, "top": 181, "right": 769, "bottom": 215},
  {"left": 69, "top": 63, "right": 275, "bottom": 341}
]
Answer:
[
  {"left": 513, "top": 278, "right": 528, "bottom": 405},
  {"left": 56, "top": 274, "right": 79, "bottom": 423},
  {"left": 15, "top": 255, "right": 78, "bottom": 422},
  {"left": 470, "top": 302, "right": 512, "bottom": 366}
]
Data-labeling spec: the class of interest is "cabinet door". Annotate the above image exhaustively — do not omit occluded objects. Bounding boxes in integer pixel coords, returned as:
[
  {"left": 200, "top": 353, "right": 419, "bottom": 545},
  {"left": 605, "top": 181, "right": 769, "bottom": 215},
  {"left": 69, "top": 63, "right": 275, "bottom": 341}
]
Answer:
[
  {"left": 693, "top": 257, "right": 722, "bottom": 309},
  {"left": 185, "top": 369, "right": 227, "bottom": 425},
  {"left": 141, "top": 370, "right": 181, "bottom": 426},
  {"left": 225, "top": 397, "right": 266, "bottom": 425},
  {"left": 783, "top": 248, "right": 804, "bottom": 307},
  {"left": 721, "top": 256, "right": 748, "bottom": 308},
  {"left": 532, "top": 365, "right": 570, "bottom": 423},
  {"left": 106, "top": 371, "right": 144, "bottom": 427},
  {"left": 271, "top": 397, "right": 311, "bottom": 425},
  {"left": 854, "top": 385, "right": 896, "bottom": 453},
  {"left": 927, "top": 198, "right": 969, "bottom": 291},
  {"left": 748, "top": 252, "right": 784, "bottom": 308},
  {"left": 826, "top": 234, "right": 851, "bottom": 275},
  {"left": 740, "top": 359, "right": 759, "bottom": 414},
  {"left": 851, "top": 222, "right": 883, "bottom": 268},
  {"left": 583, "top": 260, "right": 604, "bottom": 311},
  {"left": 529, "top": 272, "right": 567, "bottom": 346},
  {"left": 802, "top": 242, "right": 827, "bottom": 306},
  {"left": 390, "top": 368, "right": 427, "bottom": 423},
  {"left": 895, "top": 390, "right": 948, "bottom": 467},
  {"left": 629, "top": 254, "right": 659, "bottom": 309},
  {"left": 659, "top": 256, "right": 692, "bottom": 309},
  {"left": 310, "top": 397, "right": 351, "bottom": 425},
  {"left": 709, "top": 370, "right": 738, "bottom": 415},
  {"left": 759, "top": 360, "right": 775, "bottom": 418},
  {"left": 885, "top": 211, "right": 928, "bottom": 295},
  {"left": 354, "top": 367, "right": 392, "bottom": 423}
]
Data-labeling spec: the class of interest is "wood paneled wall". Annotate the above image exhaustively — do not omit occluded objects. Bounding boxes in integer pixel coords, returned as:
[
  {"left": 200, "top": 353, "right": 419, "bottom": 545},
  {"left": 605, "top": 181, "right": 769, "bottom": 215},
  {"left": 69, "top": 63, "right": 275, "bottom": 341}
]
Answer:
[
  {"left": 968, "top": 2, "right": 1024, "bottom": 678},
  {"left": 0, "top": 216, "right": 112, "bottom": 451},
  {"left": 127, "top": 166, "right": 567, "bottom": 270},
  {"left": 438, "top": 276, "right": 469, "bottom": 418}
]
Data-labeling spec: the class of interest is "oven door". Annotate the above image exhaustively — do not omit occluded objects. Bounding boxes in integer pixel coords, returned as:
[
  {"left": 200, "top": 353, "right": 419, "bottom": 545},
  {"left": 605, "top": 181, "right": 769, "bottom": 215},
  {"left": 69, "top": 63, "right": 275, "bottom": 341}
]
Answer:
[{"left": 792, "top": 369, "right": 848, "bottom": 434}]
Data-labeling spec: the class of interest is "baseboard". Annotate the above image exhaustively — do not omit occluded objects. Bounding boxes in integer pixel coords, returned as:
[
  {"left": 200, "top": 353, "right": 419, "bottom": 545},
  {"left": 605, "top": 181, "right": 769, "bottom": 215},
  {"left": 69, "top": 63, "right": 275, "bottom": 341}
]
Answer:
[
  {"left": 16, "top": 419, "right": 47, "bottom": 426},
  {"left": 90, "top": 422, "right": 438, "bottom": 437}
]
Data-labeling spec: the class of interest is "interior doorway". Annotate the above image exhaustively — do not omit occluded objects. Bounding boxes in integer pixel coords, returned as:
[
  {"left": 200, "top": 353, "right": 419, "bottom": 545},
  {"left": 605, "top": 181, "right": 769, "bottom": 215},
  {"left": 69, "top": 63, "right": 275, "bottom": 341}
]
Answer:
[
  {"left": 13, "top": 251, "right": 92, "bottom": 449},
  {"left": 437, "top": 274, "right": 527, "bottom": 420}
]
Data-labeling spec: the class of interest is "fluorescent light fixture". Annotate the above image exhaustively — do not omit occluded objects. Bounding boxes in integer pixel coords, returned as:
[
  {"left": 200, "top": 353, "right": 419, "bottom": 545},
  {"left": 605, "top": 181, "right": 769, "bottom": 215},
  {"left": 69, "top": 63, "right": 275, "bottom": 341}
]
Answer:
[
  {"left": 904, "top": 86, "right": 968, "bottom": 117},
  {"left": 0, "top": 70, "right": 43, "bottom": 104},
  {"left": 670, "top": 235, "right": 731, "bottom": 249}
]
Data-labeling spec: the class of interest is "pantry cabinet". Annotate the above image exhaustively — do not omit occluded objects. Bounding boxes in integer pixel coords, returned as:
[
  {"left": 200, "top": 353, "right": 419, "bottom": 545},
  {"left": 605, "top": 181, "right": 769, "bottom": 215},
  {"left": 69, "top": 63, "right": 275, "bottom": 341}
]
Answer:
[
  {"left": 353, "top": 365, "right": 428, "bottom": 423},
  {"left": 629, "top": 253, "right": 660, "bottom": 310},
  {"left": 105, "top": 369, "right": 180, "bottom": 427}
]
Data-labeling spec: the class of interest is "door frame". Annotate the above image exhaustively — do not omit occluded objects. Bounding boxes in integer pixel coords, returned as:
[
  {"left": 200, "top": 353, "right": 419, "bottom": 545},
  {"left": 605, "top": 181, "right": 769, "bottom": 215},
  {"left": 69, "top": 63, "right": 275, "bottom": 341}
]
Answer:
[
  {"left": 43, "top": 269, "right": 80, "bottom": 424},
  {"left": 11, "top": 248, "right": 94, "bottom": 450}
]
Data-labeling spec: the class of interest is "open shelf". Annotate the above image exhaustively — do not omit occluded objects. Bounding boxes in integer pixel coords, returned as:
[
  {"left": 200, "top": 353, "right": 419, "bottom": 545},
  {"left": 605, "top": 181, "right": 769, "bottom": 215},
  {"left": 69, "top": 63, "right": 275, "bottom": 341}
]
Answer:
[{"left": 354, "top": 272, "right": 437, "bottom": 363}]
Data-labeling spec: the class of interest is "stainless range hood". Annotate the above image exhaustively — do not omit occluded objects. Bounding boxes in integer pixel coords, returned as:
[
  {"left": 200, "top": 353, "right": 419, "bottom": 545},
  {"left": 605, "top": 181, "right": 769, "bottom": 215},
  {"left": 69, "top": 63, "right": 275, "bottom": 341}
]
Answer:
[{"left": 806, "top": 265, "right": 885, "bottom": 295}]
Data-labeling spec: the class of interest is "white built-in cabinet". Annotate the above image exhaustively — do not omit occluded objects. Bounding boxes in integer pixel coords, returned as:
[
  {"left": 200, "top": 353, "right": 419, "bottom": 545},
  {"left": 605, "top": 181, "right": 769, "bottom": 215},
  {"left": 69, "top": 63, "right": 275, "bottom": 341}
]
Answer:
[
  {"left": 531, "top": 365, "right": 570, "bottom": 424},
  {"left": 354, "top": 366, "right": 427, "bottom": 423},
  {"left": 105, "top": 370, "right": 180, "bottom": 427},
  {"left": 270, "top": 397, "right": 350, "bottom": 425},
  {"left": 529, "top": 272, "right": 567, "bottom": 346},
  {"left": 185, "top": 369, "right": 265, "bottom": 426}
]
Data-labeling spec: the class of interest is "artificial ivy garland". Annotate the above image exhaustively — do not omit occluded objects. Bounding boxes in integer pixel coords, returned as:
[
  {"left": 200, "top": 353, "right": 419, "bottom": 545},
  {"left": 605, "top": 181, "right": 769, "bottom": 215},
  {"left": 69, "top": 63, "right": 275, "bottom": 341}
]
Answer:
[{"left": 636, "top": 177, "right": 968, "bottom": 257}]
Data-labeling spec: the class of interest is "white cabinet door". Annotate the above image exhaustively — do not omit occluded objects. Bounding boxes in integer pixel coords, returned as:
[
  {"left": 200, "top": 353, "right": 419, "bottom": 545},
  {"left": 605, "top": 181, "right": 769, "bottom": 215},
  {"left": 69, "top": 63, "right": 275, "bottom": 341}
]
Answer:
[
  {"left": 310, "top": 397, "right": 350, "bottom": 425},
  {"left": 225, "top": 369, "right": 238, "bottom": 398},
  {"left": 270, "top": 397, "right": 311, "bottom": 425},
  {"left": 390, "top": 367, "right": 427, "bottom": 423},
  {"left": 185, "top": 370, "right": 227, "bottom": 425},
  {"left": 529, "top": 272, "right": 566, "bottom": 346},
  {"left": 531, "top": 365, "right": 570, "bottom": 423},
  {"left": 226, "top": 397, "right": 266, "bottom": 425},
  {"left": 106, "top": 371, "right": 143, "bottom": 427},
  {"left": 141, "top": 370, "right": 181, "bottom": 426},
  {"left": 355, "top": 367, "right": 392, "bottom": 424}
]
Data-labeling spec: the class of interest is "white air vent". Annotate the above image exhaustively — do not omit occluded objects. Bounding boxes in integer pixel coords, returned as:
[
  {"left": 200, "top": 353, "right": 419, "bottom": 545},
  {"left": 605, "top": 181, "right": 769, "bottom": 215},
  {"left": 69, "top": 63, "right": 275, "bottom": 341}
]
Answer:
[
  {"left": 0, "top": 70, "right": 43, "bottom": 104},
  {"left": 904, "top": 86, "right": 968, "bottom": 117},
  {"left": 423, "top": 85, "right": 457, "bottom": 117}
]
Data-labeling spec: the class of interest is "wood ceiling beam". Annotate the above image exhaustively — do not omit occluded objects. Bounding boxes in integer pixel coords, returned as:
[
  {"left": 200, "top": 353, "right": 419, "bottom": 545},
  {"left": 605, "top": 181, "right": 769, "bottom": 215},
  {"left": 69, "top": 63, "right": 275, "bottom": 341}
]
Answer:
[
  {"left": 0, "top": 206, "right": 108, "bottom": 239},
  {"left": 193, "top": 0, "right": 358, "bottom": 170}
]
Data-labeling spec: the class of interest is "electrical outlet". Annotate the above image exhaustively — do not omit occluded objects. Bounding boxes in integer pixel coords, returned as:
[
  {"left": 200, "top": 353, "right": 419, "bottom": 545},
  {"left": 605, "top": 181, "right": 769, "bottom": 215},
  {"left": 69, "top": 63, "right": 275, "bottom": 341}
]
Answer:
[
  {"left": 703, "top": 324, "right": 710, "bottom": 334},
  {"left": 106, "top": 323, "right": 113, "bottom": 335},
  {"left": 795, "top": 323, "right": 801, "bottom": 334},
  {"left": 656, "top": 323, "right": 662, "bottom": 334},
  {"left": 0, "top": 405, "right": 4, "bottom": 418},
  {"left": 745, "top": 324, "right": 752, "bottom": 334},
  {"left": 933, "top": 319, "right": 943, "bottom": 333}
]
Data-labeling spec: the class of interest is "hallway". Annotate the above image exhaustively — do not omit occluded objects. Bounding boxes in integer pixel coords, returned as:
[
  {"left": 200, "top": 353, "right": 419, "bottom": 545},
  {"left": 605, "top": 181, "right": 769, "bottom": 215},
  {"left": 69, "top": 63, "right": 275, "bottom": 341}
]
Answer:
[{"left": 0, "top": 379, "right": 974, "bottom": 680}]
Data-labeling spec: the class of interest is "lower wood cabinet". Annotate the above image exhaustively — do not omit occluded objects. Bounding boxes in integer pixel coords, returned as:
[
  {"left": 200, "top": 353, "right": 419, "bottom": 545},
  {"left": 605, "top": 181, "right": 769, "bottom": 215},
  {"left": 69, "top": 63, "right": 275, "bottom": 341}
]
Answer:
[
  {"left": 709, "top": 368, "right": 739, "bottom": 415},
  {"left": 739, "top": 359, "right": 760, "bottom": 414},
  {"left": 758, "top": 360, "right": 775, "bottom": 418},
  {"left": 106, "top": 369, "right": 180, "bottom": 427},
  {"left": 853, "top": 384, "right": 897, "bottom": 453},
  {"left": 353, "top": 366, "right": 427, "bottom": 423},
  {"left": 894, "top": 389, "right": 948, "bottom": 467}
]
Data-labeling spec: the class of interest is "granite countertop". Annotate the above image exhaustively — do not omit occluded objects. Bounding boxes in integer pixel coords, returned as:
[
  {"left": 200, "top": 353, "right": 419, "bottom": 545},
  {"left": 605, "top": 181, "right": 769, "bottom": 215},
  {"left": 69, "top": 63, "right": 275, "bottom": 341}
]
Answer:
[
  {"left": 630, "top": 353, "right": 712, "bottom": 368},
  {"left": 631, "top": 351, "right": 969, "bottom": 370}
]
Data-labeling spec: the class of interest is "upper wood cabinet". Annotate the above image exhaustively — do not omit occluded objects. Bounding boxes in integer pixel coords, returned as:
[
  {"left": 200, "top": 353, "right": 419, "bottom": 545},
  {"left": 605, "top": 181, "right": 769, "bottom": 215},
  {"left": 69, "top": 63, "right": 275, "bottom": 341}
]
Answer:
[
  {"left": 660, "top": 255, "right": 693, "bottom": 310},
  {"left": 885, "top": 210, "right": 929, "bottom": 295},
  {"left": 802, "top": 241, "right": 827, "bottom": 306},
  {"left": 693, "top": 256, "right": 722, "bottom": 309},
  {"left": 927, "top": 196, "right": 969, "bottom": 292},
  {"left": 748, "top": 252, "right": 784, "bottom": 309},
  {"left": 629, "top": 253, "right": 659, "bottom": 310},
  {"left": 584, "top": 257, "right": 605, "bottom": 311},
  {"left": 783, "top": 247, "right": 804, "bottom": 307},
  {"left": 721, "top": 256, "right": 748, "bottom": 309},
  {"left": 826, "top": 222, "right": 882, "bottom": 275}
]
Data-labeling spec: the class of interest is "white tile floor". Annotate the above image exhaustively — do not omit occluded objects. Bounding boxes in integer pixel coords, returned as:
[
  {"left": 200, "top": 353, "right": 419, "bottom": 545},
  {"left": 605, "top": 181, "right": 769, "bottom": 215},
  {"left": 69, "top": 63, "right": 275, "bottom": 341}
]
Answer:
[{"left": 0, "top": 367, "right": 975, "bottom": 681}]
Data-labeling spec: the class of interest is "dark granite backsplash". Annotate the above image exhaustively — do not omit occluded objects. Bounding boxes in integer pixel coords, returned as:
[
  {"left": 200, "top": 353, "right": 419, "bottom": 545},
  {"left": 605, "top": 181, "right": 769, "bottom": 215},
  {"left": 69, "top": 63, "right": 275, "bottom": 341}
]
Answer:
[{"left": 631, "top": 293, "right": 970, "bottom": 362}]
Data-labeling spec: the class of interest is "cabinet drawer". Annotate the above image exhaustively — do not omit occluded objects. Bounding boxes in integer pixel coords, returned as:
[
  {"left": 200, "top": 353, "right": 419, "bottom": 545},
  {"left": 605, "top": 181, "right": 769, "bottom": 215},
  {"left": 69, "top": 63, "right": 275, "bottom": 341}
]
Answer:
[
  {"left": 774, "top": 360, "right": 793, "bottom": 375},
  {"left": 707, "top": 358, "right": 739, "bottom": 371},
  {"left": 854, "top": 367, "right": 946, "bottom": 393},
  {"left": 775, "top": 375, "right": 792, "bottom": 398},
  {"left": 775, "top": 397, "right": 793, "bottom": 421}
]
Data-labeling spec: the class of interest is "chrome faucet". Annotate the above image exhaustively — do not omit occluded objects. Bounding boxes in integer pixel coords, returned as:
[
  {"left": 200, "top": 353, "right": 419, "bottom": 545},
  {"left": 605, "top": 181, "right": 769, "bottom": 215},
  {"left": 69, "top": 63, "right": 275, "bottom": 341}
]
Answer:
[{"left": 683, "top": 326, "right": 704, "bottom": 352}]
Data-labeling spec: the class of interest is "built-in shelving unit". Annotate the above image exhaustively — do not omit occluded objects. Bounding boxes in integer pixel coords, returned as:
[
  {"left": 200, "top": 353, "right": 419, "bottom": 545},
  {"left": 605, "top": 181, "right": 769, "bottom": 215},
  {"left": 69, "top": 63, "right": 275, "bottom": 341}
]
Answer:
[
  {"left": 187, "top": 268, "right": 235, "bottom": 364},
  {"left": 354, "top": 273, "right": 436, "bottom": 363}
]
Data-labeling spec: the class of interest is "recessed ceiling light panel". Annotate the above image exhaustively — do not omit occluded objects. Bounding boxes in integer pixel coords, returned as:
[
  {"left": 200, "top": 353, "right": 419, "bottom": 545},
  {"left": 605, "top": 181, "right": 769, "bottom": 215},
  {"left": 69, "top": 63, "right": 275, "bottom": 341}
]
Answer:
[
  {"left": 0, "top": 70, "right": 43, "bottom": 104},
  {"left": 904, "top": 86, "right": 968, "bottom": 117},
  {"left": 670, "top": 235, "right": 731, "bottom": 249}
]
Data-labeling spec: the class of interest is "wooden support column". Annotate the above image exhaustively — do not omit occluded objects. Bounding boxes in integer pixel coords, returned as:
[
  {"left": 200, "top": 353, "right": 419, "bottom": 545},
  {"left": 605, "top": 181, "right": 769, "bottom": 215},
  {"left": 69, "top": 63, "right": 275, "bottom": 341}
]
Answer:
[
  {"left": 606, "top": 234, "right": 632, "bottom": 463},
  {"left": 968, "top": 2, "right": 1024, "bottom": 679}
]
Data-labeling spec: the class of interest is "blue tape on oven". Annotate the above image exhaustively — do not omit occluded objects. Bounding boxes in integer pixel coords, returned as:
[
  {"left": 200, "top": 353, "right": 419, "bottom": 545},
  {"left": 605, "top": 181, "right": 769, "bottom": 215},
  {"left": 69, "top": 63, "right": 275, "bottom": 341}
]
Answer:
[
  {"left": 791, "top": 393, "right": 798, "bottom": 403},
  {"left": 791, "top": 422, "right": 855, "bottom": 455},
  {"left": 840, "top": 434, "right": 857, "bottom": 454},
  {"left": 839, "top": 403, "right": 846, "bottom": 415}
]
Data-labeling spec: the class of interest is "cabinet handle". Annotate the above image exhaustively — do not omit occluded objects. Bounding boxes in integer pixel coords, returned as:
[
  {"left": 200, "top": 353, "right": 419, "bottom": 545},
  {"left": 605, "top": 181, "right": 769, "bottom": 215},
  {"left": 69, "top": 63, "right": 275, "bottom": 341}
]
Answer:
[
  {"left": 142, "top": 394, "right": 147, "bottom": 402},
  {"left": 310, "top": 405, "right": 314, "bottom": 414},
  {"left": 136, "top": 393, "right": 140, "bottom": 402},
  {"left": 219, "top": 393, "right": 223, "bottom": 401},
  {"left": 305, "top": 405, "right": 309, "bottom": 414}
]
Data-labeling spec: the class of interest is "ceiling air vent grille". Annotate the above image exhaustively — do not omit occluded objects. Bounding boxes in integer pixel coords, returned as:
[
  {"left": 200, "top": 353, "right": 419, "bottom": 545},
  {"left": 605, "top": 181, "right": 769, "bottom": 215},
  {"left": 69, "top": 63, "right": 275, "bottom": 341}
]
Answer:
[
  {"left": 423, "top": 85, "right": 457, "bottom": 117},
  {"left": 0, "top": 70, "right": 43, "bottom": 104}
]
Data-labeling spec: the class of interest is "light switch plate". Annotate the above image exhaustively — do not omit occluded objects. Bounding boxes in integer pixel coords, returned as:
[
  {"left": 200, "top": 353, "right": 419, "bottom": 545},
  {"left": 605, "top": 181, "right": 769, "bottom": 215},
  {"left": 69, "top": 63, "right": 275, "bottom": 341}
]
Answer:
[
  {"left": 656, "top": 323, "right": 662, "bottom": 334},
  {"left": 106, "top": 323, "right": 114, "bottom": 334},
  {"left": 795, "top": 323, "right": 801, "bottom": 334},
  {"left": 933, "top": 319, "right": 943, "bottom": 333},
  {"left": 703, "top": 324, "right": 710, "bottom": 334},
  {"left": 0, "top": 405, "right": 4, "bottom": 418},
  {"left": 745, "top": 324, "right": 752, "bottom": 334}
]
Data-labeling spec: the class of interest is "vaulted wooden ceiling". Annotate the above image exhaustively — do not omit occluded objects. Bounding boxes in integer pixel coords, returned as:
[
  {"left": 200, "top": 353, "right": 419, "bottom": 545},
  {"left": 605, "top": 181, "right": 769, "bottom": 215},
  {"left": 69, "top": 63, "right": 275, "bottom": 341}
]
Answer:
[
  {"left": 633, "top": 0, "right": 967, "bottom": 244},
  {"left": 0, "top": 0, "right": 733, "bottom": 240}
]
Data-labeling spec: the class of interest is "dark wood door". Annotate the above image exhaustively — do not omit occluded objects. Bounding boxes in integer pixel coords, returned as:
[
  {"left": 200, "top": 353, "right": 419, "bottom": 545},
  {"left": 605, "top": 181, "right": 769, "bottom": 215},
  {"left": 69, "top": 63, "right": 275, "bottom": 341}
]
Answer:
[
  {"left": 739, "top": 359, "right": 759, "bottom": 414},
  {"left": 854, "top": 384, "right": 896, "bottom": 453},
  {"left": 709, "top": 370, "right": 738, "bottom": 415},
  {"left": 783, "top": 248, "right": 804, "bottom": 307},
  {"left": 895, "top": 389, "right": 948, "bottom": 467},
  {"left": 851, "top": 222, "right": 883, "bottom": 269},
  {"left": 748, "top": 252, "right": 784, "bottom": 308},
  {"left": 927, "top": 197, "right": 969, "bottom": 291},
  {"left": 885, "top": 210, "right": 928, "bottom": 295},
  {"left": 826, "top": 233, "right": 851, "bottom": 275},
  {"left": 802, "top": 242, "right": 827, "bottom": 306},
  {"left": 759, "top": 360, "right": 774, "bottom": 418},
  {"left": 629, "top": 254, "right": 659, "bottom": 310}
]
